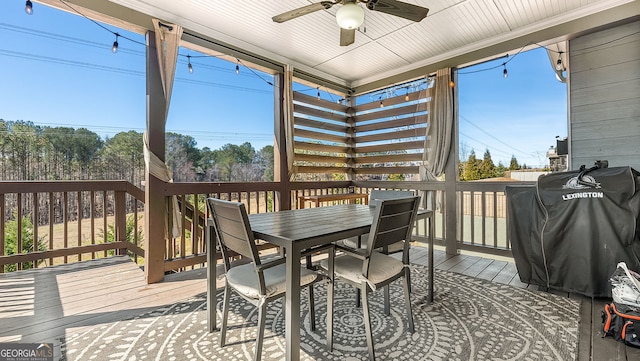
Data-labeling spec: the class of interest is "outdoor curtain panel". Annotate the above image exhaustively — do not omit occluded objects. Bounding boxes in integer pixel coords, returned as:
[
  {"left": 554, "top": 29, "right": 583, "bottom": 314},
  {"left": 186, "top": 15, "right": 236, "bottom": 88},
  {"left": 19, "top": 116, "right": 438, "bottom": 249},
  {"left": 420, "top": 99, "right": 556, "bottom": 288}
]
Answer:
[
  {"left": 144, "top": 20, "right": 184, "bottom": 239},
  {"left": 283, "top": 64, "right": 296, "bottom": 180},
  {"left": 420, "top": 67, "right": 454, "bottom": 181}
]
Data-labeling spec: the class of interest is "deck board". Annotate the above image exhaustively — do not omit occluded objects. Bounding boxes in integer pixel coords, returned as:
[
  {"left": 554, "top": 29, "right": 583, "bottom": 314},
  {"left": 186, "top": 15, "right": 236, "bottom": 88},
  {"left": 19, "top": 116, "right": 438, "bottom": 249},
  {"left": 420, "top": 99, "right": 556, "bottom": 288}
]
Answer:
[
  {"left": 476, "top": 259, "right": 508, "bottom": 282},
  {"left": 0, "top": 256, "right": 208, "bottom": 344},
  {"left": 0, "top": 249, "right": 635, "bottom": 360},
  {"left": 459, "top": 256, "right": 494, "bottom": 278}
]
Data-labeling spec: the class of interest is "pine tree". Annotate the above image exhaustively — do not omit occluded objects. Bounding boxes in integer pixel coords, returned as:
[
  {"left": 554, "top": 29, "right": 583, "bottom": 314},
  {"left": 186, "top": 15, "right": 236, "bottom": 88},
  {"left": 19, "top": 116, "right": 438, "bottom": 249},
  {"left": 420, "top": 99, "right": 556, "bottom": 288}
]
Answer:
[
  {"left": 463, "top": 150, "right": 481, "bottom": 180},
  {"left": 479, "top": 149, "right": 496, "bottom": 178},
  {"left": 509, "top": 155, "right": 520, "bottom": 170}
]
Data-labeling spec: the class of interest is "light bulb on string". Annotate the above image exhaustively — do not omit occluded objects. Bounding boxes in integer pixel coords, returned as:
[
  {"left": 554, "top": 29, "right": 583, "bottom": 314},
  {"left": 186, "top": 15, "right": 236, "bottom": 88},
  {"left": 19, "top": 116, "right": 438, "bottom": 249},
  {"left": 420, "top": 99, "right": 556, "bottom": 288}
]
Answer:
[
  {"left": 379, "top": 100, "right": 384, "bottom": 108},
  {"left": 502, "top": 64, "right": 508, "bottom": 78},
  {"left": 235, "top": 61, "right": 240, "bottom": 75},
  {"left": 111, "top": 33, "right": 119, "bottom": 53},
  {"left": 405, "top": 88, "right": 410, "bottom": 101},
  {"left": 187, "top": 55, "right": 193, "bottom": 74},
  {"left": 317, "top": 87, "right": 321, "bottom": 100},
  {"left": 25, "top": 0, "right": 33, "bottom": 15}
]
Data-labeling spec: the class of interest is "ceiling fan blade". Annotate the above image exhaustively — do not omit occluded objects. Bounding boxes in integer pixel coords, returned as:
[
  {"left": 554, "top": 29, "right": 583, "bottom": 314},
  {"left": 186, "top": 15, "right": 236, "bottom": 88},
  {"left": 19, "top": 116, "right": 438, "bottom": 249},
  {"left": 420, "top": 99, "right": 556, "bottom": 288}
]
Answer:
[
  {"left": 272, "top": 1, "right": 338, "bottom": 23},
  {"left": 340, "top": 28, "right": 356, "bottom": 46},
  {"left": 367, "top": 0, "right": 429, "bottom": 22}
]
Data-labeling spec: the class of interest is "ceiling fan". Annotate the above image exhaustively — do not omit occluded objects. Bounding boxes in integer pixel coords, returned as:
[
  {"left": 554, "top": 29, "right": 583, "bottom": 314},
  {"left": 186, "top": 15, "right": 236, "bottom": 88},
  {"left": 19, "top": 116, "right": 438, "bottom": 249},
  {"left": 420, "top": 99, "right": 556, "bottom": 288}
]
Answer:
[{"left": 272, "top": 0, "right": 429, "bottom": 46}]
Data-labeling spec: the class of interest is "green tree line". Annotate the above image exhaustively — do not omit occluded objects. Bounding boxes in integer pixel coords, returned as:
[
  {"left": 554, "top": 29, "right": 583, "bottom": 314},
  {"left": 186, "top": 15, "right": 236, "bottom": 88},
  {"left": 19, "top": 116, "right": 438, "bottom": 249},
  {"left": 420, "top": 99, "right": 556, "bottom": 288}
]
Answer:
[
  {"left": 0, "top": 119, "right": 274, "bottom": 184},
  {"left": 459, "top": 149, "right": 524, "bottom": 181}
]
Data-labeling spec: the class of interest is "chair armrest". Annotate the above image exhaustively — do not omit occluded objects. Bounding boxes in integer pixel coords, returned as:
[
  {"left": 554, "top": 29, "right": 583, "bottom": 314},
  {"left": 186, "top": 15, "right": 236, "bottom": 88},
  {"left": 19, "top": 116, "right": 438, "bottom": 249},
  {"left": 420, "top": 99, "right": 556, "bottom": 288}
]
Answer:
[
  {"left": 335, "top": 244, "right": 368, "bottom": 260},
  {"left": 255, "top": 257, "right": 286, "bottom": 272}
]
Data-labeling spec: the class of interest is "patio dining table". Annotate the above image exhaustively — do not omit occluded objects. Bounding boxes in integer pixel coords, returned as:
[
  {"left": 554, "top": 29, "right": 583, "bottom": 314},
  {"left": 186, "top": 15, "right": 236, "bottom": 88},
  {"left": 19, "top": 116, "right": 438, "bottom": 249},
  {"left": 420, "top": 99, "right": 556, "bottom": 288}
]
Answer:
[{"left": 207, "top": 204, "right": 434, "bottom": 361}]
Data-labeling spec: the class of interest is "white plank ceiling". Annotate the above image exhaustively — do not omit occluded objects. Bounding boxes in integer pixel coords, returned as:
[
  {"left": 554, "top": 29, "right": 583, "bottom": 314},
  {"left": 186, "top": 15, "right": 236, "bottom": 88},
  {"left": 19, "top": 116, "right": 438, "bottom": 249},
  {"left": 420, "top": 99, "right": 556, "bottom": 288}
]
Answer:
[{"left": 101, "top": 0, "right": 637, "bottom": 88}]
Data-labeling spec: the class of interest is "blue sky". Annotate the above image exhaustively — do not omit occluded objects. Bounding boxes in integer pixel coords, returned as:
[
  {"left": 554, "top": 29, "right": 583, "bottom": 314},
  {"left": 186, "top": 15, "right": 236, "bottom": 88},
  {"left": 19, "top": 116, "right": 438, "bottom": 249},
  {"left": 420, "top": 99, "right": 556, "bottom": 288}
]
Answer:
[
  {"left": 458, "top": 48, "right": 568, "bottom": 167},
  {"left": 0, "top": 0, "right": 567, "bottom": 167}
]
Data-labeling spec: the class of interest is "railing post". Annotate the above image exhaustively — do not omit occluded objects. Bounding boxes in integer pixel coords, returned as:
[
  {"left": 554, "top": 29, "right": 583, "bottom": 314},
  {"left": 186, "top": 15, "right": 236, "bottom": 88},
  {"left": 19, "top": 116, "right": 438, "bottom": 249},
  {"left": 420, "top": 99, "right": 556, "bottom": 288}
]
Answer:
[
  {"left": 114, "top": 190, "right": 128, "bottom": 256},
  {"left": 144, "top": 30, "right": 168, "bottom": 283},
  {"left": 274, "top": 72, "right": 291, "bottom": 211},
  {"left": 445, "top": 69, "right": 459, "bottom": 255}
]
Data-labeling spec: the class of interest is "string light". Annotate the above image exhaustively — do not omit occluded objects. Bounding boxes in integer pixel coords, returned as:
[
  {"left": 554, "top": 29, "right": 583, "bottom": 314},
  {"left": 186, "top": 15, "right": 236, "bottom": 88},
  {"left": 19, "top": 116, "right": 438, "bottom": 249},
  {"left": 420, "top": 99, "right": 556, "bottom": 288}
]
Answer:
[
  {"left": 317, "top": 87, "right": 321, "bottom": 100},
  {"left": 25, "top": 0, "right": 33, "bottom": 15},
  {"left": 405, "top": 88, "right": 410, "bottom": 101},
  {"left": 30, "top": 0, "right": 275, "bottom": 87},
  {"left": 187, "top": 54, "right": 193, "bottom": 73},
  {"left": 33, "top": 0, "right": 640, "bottom": 88},
  {"left": 111, "top": 33, "right": 119, "bottom": 53}
]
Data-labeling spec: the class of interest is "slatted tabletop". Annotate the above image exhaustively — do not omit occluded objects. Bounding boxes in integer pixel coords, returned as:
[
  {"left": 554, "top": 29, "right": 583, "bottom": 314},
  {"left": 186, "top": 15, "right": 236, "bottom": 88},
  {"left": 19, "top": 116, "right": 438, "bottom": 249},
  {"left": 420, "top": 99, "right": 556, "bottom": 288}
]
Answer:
[{"left": 250, "top": 204, "right": 375, "bottom": 249}]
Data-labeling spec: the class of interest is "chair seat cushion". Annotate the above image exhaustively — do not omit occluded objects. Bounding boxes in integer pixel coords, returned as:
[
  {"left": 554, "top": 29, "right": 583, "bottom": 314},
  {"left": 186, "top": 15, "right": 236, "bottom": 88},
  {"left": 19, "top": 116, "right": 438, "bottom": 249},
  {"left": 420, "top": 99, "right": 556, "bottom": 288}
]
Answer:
[
  {"left": 321, "top": 251, "right": 404, "bottom": 288},
  {"left": 226, "top": 261, "right": 319, "bottom": 299},
  {"left": 341, "top": 238, "right": 406, "bottom": 254}
]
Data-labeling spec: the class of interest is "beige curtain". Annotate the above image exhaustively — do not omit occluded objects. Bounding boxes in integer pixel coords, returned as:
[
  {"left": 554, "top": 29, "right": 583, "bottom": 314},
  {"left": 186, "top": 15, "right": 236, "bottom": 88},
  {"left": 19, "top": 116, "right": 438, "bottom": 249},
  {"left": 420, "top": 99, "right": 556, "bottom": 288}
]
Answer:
[
  {"left": 420, "top": 68, "right": 454, "bottom": 209},
  {"left": 146, "top": 20, "right": 183, "bottom": 239},
  {"left": 152, "top": 19, "right": 183, "bottom": 115},
  {"left": 420, "top": 67, "right": 453, "bottom": 180},
  {"left": 283, "top": 64, "right": 296, "bottom": 179}
]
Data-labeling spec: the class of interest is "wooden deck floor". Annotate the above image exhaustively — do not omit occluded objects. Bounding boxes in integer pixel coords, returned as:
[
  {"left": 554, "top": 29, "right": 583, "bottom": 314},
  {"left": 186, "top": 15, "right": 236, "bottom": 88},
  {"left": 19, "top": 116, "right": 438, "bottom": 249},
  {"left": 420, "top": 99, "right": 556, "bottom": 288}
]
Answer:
[{"left": 1, "top": 247, "right": 639, "bottom": 360}]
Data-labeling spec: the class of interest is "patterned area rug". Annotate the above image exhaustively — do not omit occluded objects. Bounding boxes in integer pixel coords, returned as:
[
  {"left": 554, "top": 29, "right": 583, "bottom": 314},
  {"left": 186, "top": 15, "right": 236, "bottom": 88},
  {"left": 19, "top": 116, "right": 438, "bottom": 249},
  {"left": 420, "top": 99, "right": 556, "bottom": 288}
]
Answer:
[{"left": 59, "top": 266, "right": 580, "bottom": 361}]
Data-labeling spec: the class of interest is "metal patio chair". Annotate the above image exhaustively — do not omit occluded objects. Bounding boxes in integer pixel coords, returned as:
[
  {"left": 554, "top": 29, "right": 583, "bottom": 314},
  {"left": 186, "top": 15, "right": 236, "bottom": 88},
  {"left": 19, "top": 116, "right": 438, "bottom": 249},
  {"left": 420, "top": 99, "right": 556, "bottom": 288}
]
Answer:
[
  {"left": 207, "top": 198, "right": 333, "bottom": 361},
  {"left": 321, "top": 196, "right": 419, "bottom": 360}
]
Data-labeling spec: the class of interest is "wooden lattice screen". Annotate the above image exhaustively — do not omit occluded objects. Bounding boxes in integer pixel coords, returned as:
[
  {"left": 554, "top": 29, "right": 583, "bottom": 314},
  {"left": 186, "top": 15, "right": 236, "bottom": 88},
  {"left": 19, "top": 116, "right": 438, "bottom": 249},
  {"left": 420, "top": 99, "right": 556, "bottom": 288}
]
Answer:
[{"left": 292, "top": 85, "right": 431, "bottom": 179}]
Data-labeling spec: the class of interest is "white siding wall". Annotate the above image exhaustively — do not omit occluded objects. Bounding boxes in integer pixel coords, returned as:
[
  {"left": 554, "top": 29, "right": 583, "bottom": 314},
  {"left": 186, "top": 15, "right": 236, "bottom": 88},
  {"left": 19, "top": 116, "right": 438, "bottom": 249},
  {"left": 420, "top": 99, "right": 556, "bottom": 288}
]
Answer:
[{"left": 569, "top": 20, "right": 640, "bottom": 170}]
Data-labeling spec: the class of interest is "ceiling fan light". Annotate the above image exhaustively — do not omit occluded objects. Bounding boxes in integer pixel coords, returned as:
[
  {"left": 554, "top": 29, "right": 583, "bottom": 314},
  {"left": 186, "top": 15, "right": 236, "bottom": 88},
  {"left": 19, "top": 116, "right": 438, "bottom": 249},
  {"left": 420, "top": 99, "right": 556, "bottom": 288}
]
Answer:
[{"left": 336, "top": 3, "right": 364, "bottom": 30}]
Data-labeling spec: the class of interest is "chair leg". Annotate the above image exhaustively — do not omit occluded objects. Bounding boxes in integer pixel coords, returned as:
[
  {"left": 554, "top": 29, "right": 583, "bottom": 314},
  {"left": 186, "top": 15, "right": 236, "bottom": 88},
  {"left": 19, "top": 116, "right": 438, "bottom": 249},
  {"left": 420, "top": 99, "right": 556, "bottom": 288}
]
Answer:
[
  {"left": 308, "top": 283, "right": 316, "bottom": 331},
  {"left": 355, "top": 236, "right": 362, "bottom": 308},
  {"left": 403, "top": 269, "right": 415, "bottom": 333},
  {"left": 306, "top": 254, "right": 316, "bottom": 331},
  {"left": 254, "top": 302, "right": 267, "bottom": 361},
  {"left": 327, "top": 247, "right": 335, "bottom": 351},
  {"left": 384, "top": 285, "right": 390, "bottom": 316},
  {"left": 361, "top": 283, "right": 376, "bottom": 361},
  {"left": 220, "top": 285, "right": 231, "bottom": 348}
]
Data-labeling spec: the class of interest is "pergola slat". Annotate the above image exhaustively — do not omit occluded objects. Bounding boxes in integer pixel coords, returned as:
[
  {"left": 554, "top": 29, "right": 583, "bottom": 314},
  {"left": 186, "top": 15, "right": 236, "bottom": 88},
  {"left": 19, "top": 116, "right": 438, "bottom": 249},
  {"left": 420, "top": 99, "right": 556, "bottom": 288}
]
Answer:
[
  {"left": 294, "top": 91, "right": 350, "bottom": 113},
  {"left": 295, "top": 128, "right": 350, "bottom": 144},
  {"left": 356, "top": 114, "right": 428, "bottom": 133},
  {"left": 356, "top": 89, "right": 431, "bottom": 112},
  {"left": 295, "top": 166, "right": 349, "bottom": 174},
  {"left": 353, "top": 166, "right": 420, "bottom": 174},
  {"left": 356, "top": 140, "right": 425, "bottom": 153},
  {"left": 293, "top": 103, "right": 348, "bottom": 122},
  {"left": 294, "top": 153, "right": 349, "bottom": 164},
  {"left": 294, "top": 141, "right": 349, "bottom": 154},
  {"left": 295, "top": 117, "right": 350, "bottom": 133},
  {"left": 355, "top": 127, "right": 427, "bottom": 144},
  {"left": 355, "top": 102, "right": 428, "bottom": 122},
  {"left": 354, "top": 153, "right": 423, "bottom": 164}
]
